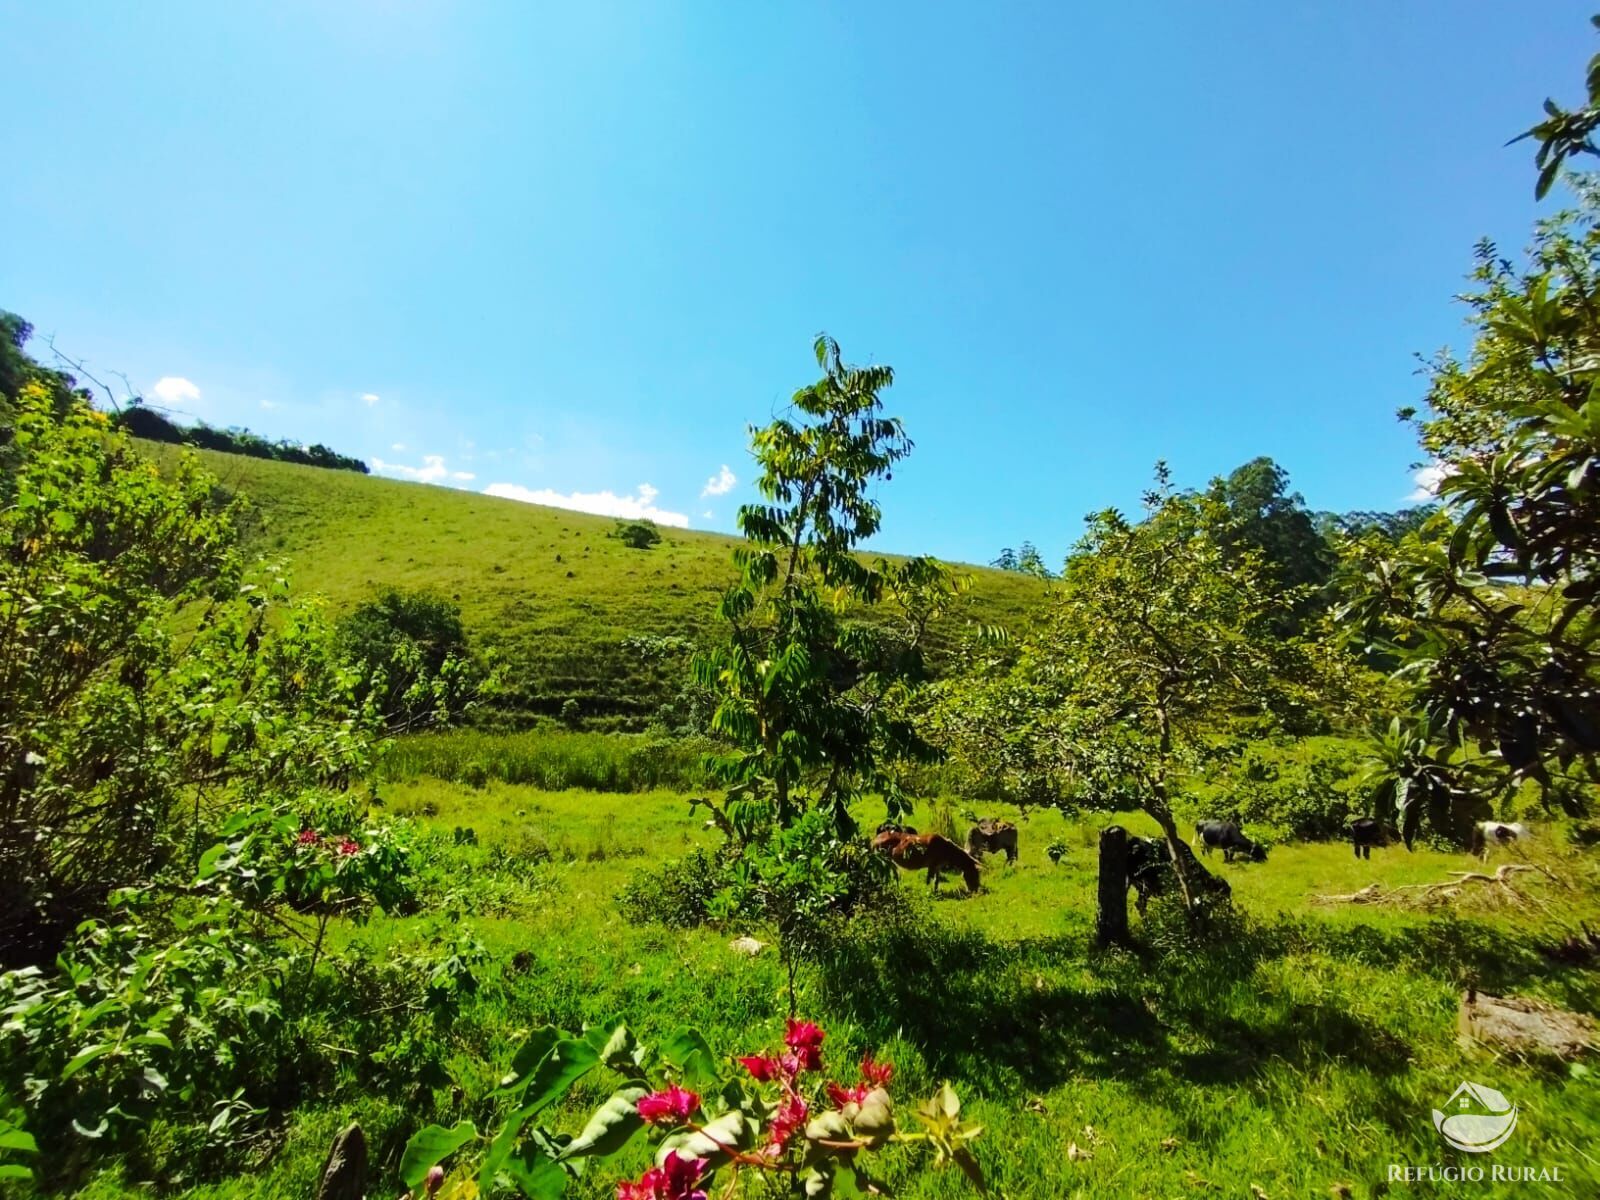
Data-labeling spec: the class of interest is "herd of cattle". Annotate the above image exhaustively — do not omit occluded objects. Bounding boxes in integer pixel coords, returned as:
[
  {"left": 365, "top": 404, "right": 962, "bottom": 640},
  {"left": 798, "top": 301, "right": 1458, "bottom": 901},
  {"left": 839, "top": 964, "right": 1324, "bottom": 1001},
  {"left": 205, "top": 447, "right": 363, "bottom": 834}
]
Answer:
[{"left": 870, "top": 813, "right": 1534, "bottom": 900}]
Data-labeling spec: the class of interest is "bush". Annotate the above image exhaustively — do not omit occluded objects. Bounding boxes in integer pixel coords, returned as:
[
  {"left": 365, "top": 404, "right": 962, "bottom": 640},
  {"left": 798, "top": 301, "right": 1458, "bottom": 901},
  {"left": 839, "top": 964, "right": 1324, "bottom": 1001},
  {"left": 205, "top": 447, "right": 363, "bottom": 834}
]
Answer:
[
  {"left": 618, "top": 846, "right": 732, "bottom": 929},
  {"left": 1209, "top": 738, "right": 1365, "bottom": 841},
  {"left": 612, "top": 518, "right": 662, "bottom": 549},
  {"left": 338, "top": 588, "right": 480, "bottom": 733}
]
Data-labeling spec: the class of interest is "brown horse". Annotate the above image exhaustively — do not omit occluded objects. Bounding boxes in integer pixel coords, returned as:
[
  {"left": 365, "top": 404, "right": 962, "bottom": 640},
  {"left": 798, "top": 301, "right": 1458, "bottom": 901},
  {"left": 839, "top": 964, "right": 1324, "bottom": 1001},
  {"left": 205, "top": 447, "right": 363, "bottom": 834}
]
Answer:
[{"left": 871, "top": 828, "right": 982, "bottom": 894}]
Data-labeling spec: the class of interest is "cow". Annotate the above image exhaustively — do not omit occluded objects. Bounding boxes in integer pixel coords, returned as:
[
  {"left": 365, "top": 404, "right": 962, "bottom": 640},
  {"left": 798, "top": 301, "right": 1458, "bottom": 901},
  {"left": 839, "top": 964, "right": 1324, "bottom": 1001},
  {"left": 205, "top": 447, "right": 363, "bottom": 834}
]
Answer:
[
  {"left": 1348, "top": 816, "right": 1400, "bottom": 859},
  {"left": 1193, "top": 819, "right": 1268, "bottom": 863},
  {"left": 1469, "top": 821, "right": 1528, "bottom": 859},
  {"left": 1125, "top": 835, "right": 1232, "bottom": 915},
  {"left": 871, "top": 828, "right": 981, "bottom": 894},
  {"left": 966, "top": 818, "right": 1018, "bottom": 863}
]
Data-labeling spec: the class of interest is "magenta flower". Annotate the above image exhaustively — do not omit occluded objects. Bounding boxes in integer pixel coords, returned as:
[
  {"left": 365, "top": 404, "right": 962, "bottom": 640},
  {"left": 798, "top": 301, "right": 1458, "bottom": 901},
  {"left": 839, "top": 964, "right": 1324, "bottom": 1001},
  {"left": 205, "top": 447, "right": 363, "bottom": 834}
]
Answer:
[
  {"left": 766, "top": 1092, "right": 808, "bottom": 1153},
  {"left": 336, "top": 838, "right": 361, "bottom": 856},
  {"left": 295, "top": 828, "right": 319, "bottom": 846},
  {"left": 737, "top": 1054, "right": 779, "bottom": 1082},
  {"left": 616, "top": 1151, "right": 709, "bottom": 1200},
  {"left": 859, "top": 1052, "right": 893, "bottom": 1087},
  {"left": 784, "top": 1019, "right": 825, "bottom": 1071},
  {"left": 423, "top": 1165, "right": 446, "bottom": 1196},
  {"left": 826, "top": 1080, "right": 870, "bottom": 1108},
  {"left": 636, "top": 1083, "right": 699, "bottom": 1126}
]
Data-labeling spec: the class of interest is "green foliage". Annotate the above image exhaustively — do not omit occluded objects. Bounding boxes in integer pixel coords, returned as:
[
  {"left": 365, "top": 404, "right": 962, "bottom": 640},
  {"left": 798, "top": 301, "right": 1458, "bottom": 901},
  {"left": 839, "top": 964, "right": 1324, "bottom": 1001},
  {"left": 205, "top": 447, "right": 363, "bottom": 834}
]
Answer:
[
  {"left": 695, "top": 335, "right": 962, "bottom": 835},
  {"left": 0, "top": 382, "right": 378, "bottom": 966},
  {"left": 990, "top": 541, "right": 1053, "bottom": 578},
  {"left": 1213, "top": 738, "right": 1366, "bottom": 841},
  {"left": 618, "top": 847, "right": 731, "bottom": 929},
  {"left": 337, "top": 587, "right": 481, "bottom": 732},
  {"left": 113, "top": 401, "right": 369, "bottom": 474},
  {"left": 396, "top": 1015, "right": 981, "bottom": 1200},
  {"left": 611, "top": 519, "right": 663, "bottom": 550},
  {"left": 1205, "top": 456, "right": 1336, "bottom": 617},
  {"left": 1511, "top": 15, "right": 1600, "bottom": 198},
  {"left": 382, "top": 728, "right": 718, "bottom": 791}
]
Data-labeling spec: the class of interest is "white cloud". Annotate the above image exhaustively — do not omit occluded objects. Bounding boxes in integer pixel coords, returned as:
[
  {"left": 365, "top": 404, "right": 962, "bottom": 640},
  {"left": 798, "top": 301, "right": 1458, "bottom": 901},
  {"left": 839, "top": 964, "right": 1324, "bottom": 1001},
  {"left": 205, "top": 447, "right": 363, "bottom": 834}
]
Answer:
[
  {"left": 484, "top": 481, "right": 689, "bottom": 528},
  {"left": 150, "top": 376, "right": 200, "bottom": 406},
  {"left": 1407, "top": 461, "right": 1448, "bottom": 502},
  {"left": 371, "top": 454, "right": 476, "bottom": 485},
  {"left": 361, "top": 392, "right": 381, "bottom": 406},
  {"left": 391, "top": 442, "right": 407, "bottom": 451},
  {"left": 259, "top": 399, "right": 277, "bottom": 410},
  {"left": 701, "top": 464, "right": 737, "bottom": 497}
]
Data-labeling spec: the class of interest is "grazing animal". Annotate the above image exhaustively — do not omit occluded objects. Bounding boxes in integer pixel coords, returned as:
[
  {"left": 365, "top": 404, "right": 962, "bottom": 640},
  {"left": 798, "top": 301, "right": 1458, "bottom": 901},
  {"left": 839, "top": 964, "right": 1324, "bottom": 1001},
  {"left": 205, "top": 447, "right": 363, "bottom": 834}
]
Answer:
[
  {"left": 966, "top": 818, "right": 1019, "bottom": 863},
  {"left": 871, "top": 829, "right": 981, "bottom": 894},
  {"left": 1470, "top": 821, "right": 1528, "bottom": 859},
  {"left": 1349, "top": 816, "right": 1400, "bottom": 859},
  {"left": 1125, "top": 835, "right": 1231, "bottom": 915},
  {"left": 1193, "top": 819, "right": 1268, "bottom": 863}
]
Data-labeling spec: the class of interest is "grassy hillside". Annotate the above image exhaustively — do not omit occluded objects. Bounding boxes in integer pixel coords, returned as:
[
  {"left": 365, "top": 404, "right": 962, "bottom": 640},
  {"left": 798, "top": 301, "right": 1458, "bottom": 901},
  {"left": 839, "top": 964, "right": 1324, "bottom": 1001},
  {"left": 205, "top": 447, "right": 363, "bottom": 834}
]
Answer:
[{"left": 152, "top": 445, "right": 1045, "bottom": 726}]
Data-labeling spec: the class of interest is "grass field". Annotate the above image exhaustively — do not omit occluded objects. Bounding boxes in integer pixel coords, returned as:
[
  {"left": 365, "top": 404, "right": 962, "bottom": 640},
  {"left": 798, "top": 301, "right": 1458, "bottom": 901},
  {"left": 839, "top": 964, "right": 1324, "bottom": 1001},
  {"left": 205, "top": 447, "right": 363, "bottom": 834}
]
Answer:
[
  {"left": 73, "top": 774, "right": 1600, "bottom": 1199},
  {"left": 146, "top": 445, "right": 1045, "bottom": 726}
]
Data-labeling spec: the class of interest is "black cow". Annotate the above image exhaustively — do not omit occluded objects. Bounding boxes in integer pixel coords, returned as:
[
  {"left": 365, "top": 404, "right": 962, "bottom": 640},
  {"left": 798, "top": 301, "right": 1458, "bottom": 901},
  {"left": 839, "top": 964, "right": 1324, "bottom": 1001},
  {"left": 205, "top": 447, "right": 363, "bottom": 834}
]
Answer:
[
  {"left": 1349, "top": 816, "right": 1400, "bottom": 859},
  {"left": 1194, "top": 819, "right": 1268, "bottom": 863},
  {"left": 1125, "top": 836, "right": 1232, "bottom": 915}
]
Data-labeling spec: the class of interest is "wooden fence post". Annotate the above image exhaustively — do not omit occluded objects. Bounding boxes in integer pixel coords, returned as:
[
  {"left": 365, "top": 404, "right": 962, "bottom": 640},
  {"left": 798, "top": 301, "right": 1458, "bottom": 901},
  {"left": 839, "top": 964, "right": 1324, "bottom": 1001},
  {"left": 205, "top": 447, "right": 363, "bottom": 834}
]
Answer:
[{"left": 1096, "top": 825, "right": 1131, "bottom": 946}]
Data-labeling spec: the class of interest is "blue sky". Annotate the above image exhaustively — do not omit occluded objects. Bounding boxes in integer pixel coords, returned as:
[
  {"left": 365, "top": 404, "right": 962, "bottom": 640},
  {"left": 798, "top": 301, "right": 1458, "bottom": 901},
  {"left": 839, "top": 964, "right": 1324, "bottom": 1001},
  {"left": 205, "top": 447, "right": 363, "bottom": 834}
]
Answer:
[{"left": 2, "top": 2, "right": 1590, "bottom": 566}]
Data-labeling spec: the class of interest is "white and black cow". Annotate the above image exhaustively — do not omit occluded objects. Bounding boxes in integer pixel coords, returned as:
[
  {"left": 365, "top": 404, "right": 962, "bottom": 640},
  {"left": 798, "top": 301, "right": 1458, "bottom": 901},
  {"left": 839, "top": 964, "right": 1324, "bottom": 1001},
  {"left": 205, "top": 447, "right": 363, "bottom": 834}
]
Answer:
[
  {"left": 1193, "top": 819, "right": 1268, "bottom": 863},
  {"left": 1469, "top": 821, "right": 1528, "bottom": 859},
  {"left": 1125, "top": 836, "right": 1232, "bottom": 915}
]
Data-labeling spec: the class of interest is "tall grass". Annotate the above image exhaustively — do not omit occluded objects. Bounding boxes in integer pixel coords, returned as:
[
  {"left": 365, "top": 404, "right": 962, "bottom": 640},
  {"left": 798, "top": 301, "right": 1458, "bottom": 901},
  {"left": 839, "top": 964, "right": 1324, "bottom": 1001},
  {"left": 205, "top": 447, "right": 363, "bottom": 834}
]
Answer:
[{"left": 381, "top": 729, "right": 718, "bottom": 792}]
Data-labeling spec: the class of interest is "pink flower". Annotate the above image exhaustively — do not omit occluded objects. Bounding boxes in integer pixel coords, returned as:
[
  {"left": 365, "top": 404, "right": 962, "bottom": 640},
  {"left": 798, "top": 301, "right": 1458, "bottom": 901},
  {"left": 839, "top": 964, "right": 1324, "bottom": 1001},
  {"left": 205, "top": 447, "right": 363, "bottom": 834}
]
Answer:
[
  {"left": 777, "top": 1052, "right": 802, "bottom": 1078},
  {"left": 738, "top": 1054, "right": 779, "bottom": 1082},
  {"left": 423, "top": 1165, "right": 446, "bottom": 1196},
  {"left": 826, "top": 1080, "right": 870, "bottom": 1108},
  {"left": 859, "top": 1052, "right": 893, "bottom": 1087},
  {"left": 337, "top": 838, "right": 361, "bottom": 856},
  {"left": 616, "top": 1151, "right": 709, "bottom": 1200},
  {"left": 783, "top": 1019, "right": 825, "bottom": 1072},
  {"left": 766, "top": 1092, "right": 808, "bottom": 1152},
  {"left": 296, "top": 829, "right": 319, "bottom": 846},
  {"left": 636, "top": 1083, "right": 699, "bottom": 1126}
]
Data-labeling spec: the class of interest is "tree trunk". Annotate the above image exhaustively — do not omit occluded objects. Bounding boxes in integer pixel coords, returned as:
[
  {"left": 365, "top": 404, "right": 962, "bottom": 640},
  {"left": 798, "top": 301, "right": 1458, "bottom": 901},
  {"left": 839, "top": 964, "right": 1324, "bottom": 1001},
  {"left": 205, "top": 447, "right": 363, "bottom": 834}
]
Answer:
[
  {"left": 1145, "top": 794, "right": 1197, "bottom": 917},
  {"left": 314, "top": 1122, "right": 367, "bottom": 1200},
  {"left": 1096, "top": 825, "right": 1131, "bottom": 946}
]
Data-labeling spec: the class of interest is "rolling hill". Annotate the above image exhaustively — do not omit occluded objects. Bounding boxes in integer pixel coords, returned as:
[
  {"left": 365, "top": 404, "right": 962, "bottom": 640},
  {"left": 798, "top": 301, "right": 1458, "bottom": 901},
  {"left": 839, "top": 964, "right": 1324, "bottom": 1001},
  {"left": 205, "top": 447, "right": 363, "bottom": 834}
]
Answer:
[{"left": 148, "top": 444, "right": 1047, "bottom": 727}]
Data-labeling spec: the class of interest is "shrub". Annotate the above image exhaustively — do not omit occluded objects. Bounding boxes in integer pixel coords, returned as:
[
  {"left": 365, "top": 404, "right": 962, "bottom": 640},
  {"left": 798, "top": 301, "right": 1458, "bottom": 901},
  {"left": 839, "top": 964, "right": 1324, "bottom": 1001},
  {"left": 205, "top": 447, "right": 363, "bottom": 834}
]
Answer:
[
  {"left": 612, "top": 518, "right": 662, "bottom": 549},
  {"left": 338, "top": 588, "right": 480, "bottom": 733},
  {"left": 619, "top": 847, "right": 731, "bottom": 929}
]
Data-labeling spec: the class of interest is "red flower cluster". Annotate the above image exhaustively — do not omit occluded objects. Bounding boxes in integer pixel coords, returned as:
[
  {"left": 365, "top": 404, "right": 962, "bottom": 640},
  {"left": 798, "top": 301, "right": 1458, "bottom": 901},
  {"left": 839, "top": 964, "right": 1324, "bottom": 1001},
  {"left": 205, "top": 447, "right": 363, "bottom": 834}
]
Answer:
[
  {"left": 826, "top": 1053, "right": 895, "bottom": 1110},
  {"left": 295, "top": 829, "right": 319, "bottom": 846},
  {"left": 736, "top": 1055, "right": 779, "bottom": 1082},
  {"left": 616, "top": 1150, "right": 708, "bottom": 1200},
  {"left": 767, "top": 1092, "right": 808, "bottom": 1153},
  {"left": 636, "top": 1083, "right": 699, "bottom": 1126},
  {"left": 783, "top": 1019, "right": 825, "bottom": 1071},
  {"left": 337, "top": 839, "right": 361, "bottom": 856}
]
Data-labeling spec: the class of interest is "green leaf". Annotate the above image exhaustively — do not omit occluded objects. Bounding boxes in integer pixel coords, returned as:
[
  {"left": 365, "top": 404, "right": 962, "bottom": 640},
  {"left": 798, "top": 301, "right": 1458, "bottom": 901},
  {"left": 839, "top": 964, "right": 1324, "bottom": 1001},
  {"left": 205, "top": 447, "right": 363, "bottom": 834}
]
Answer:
[
  {"left": 0, "top": 1129, "right": 37, "bottom": 1153},
  {"left": 478, "top": 1102, "right": 536, "bottom": 1191},
  {"left": 61, "top": 1042, "right": 116, "bottom": 1080},
  {"left": 504, "top": 1150, "right": 568, "bottom": 1200},
  {"left": 519, "top": 1039, "right": 600, "bottom": 1115},
  {"left": 0, "top": 1165, "right": 35, "bottom": 1180},
  {"left": 558, "top": 1086, "right": 648, "bottom": 1160},
  {"left": 658, "top": 1109, "right": 750, "bottom": 1167},
  {"left": 399, "top": 1120, "right": 477, "bottom": 1189},
  {"left": 499, "top": 1025, "right": 562, "bottom": 1092},
  {"left": 582, "top": 1019, "right": 641, "bottom": 1075},
  {"left": 659, "top": 1027, "right": 718, "bottom": 1089},
  {"left": 196, "top": 842, "right": 228, "bottom": 879}
]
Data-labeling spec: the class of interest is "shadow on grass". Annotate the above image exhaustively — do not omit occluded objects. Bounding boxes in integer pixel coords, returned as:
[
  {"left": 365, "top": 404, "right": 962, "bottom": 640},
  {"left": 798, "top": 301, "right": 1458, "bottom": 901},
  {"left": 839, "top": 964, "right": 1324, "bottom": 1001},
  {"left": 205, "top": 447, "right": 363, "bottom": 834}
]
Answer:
[{"left": 813, "top": 901, "right": 1587, "bottom": 1098}]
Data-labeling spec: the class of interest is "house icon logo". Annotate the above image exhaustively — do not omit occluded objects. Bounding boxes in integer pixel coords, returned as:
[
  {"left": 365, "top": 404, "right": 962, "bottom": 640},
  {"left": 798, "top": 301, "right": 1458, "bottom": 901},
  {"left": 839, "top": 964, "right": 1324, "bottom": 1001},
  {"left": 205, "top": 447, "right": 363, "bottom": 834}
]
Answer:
[{"left": 1432, "top": 1082, "right": 1518, "bottom": 1153}]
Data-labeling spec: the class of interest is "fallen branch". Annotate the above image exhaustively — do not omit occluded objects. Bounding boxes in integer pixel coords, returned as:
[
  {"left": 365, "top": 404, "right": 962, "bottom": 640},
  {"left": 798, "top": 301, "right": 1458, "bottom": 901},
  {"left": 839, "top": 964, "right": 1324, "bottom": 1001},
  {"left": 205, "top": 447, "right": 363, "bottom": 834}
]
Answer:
[{"left": 1313, "top": 863, "right": 1561, "bottom": 908}]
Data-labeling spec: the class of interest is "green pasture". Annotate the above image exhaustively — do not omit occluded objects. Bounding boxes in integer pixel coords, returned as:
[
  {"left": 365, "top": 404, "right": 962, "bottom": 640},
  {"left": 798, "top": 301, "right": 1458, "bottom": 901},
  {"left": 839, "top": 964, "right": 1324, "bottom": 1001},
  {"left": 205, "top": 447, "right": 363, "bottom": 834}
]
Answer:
[{"left": 74, "top": 772, "right": 1599, "bottom": 1199}]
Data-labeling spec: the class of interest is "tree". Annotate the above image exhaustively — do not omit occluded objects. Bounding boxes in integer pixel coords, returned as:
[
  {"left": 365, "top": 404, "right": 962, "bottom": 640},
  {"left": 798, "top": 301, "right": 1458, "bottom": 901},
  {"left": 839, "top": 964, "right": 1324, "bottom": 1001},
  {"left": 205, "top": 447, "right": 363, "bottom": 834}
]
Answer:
[
  {"left": 0, "top": 379, "right": 378, "bottom": 965},
  {"left": 1339, "top": 181, "right": 1600, "bottom": 832},
  {"left": 337, "top": 588, "right": 480, "bottom": 732},
  {"left": 613, "top": 519, "right": 663, "bottom": 550},
  {"left": 939, "top": 467, "right": 1340, "bottom": 912},
  {"left": 692, "top": 335, "right": 961, "bottom": 837},
  {"left": 990, "top": 541, "right": 1053, "bottom": 578},
  {"left": 1205, "top": 457, "right": 1335, "bottom": 605}
]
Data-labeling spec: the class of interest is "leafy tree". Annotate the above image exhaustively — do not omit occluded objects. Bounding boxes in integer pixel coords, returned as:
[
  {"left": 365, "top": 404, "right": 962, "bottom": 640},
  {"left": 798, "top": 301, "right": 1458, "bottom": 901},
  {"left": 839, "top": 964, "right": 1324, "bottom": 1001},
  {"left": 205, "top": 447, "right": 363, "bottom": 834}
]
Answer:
[
  {"left": 1206, "top": 457, "right": 1335, "bottom": 606},
  {"left": 337, "top": 588, "right": 480, "bottom": 733},
  {"left": 0, "top": 381, "right": 378, "bottom": 965},
  {"left": 692, "top": 335, "right": 961, "bottom": 837},
  {"left": 938, "top": 467, "right": 1341, "bottom": 910},
  {"left": 1339, "top": 183, "right": 1600, "bottom": 831},
  {"left": 1315, "top": 505, "right": 1439, "bottom": 543},
  {"left": 612, "top": 518, "right": 663, "bottom": 550},
  {"left": 990, "top": 541, "right": 1053, "bottom": 578}
]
